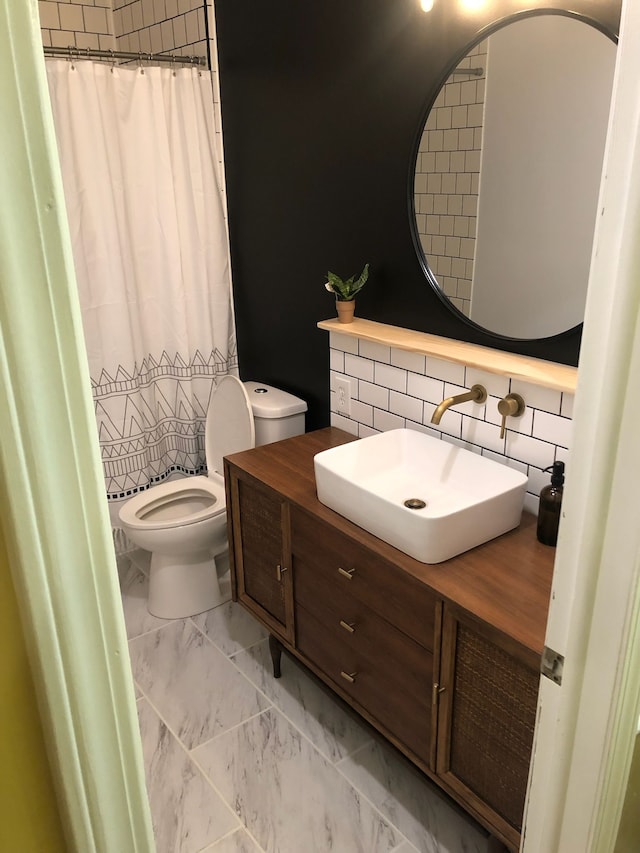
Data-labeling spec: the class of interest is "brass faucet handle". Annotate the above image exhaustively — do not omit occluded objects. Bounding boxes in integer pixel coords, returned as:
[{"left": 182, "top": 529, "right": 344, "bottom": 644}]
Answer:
[{"left": 498, "top": 393, "right": 525, "bottom": 439}]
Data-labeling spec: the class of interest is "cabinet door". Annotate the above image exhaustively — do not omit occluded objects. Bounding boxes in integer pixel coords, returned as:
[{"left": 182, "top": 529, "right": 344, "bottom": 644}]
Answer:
[
  {"left": 436, "top": 605, "right": 539, "bottom": 851},
  {"left": 227, "top": 468, "right": 294, "bottom": 644}
]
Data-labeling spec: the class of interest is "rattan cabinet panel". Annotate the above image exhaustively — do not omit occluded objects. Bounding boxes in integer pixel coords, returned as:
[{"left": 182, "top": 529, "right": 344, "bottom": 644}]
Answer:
[
  {"left": 226, "top": 469, "right": 294, "bottom": 644},
  {"left": 436, "top": 605, "right": 539, "bottom": 851}
]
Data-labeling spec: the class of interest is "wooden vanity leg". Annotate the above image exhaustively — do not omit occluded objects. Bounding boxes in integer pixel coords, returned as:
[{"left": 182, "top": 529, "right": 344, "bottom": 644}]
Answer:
[{"left": 268, "top": 634, "right": 283, "bottom": 679}]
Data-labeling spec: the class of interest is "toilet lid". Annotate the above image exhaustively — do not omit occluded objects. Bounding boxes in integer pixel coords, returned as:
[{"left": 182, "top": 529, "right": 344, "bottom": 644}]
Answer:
[{"left": 205, "top": 375, "right": 255, "bottom": 475}]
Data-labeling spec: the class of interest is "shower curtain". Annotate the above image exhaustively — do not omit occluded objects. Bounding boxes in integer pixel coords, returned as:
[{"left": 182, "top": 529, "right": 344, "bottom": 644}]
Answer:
[{"left": 46, "top": 59, "right": 237, "bottom": 525}]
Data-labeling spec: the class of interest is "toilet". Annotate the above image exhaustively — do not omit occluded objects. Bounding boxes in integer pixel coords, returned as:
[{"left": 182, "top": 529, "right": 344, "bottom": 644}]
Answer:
[{"left": 118, "top": 377, "right": 306, "bottom": 618}]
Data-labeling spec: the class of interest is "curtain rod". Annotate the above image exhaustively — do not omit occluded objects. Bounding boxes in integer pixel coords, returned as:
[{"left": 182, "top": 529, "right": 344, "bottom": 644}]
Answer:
[{"left": 43, "top": 45, "right": 207, "bottom": 67}]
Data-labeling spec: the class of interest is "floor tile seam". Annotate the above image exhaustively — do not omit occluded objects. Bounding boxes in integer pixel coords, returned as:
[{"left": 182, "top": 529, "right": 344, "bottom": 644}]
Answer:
[
  {"left": 225, "top": 643, "right": 378, "bottom": 767},
  {"left": 264, "top": 697, "right": 377, "bottom": 768},
  {"left": 188, "top": 705, "right": 273, "bottom": 753},
  {"left": 188, "top": 614, "right": 266, "bottom": 659},
  {"left": 195, "top": 824, "right": 267, "bottom": 853},
  {"left": 189, "top": 703, "right": 406, "bottom": 852},
  {"left": 136, "top": 692, "right": 246, "bottom": 842},
  {"left": 329, "top": 755, "right": 416, "bottom": 850},
  {"left": 195, "top": 821, "right": 267, "bottom": 853},
  {"left": 187, "top": 717, "right": 274, "bottom": 850}
]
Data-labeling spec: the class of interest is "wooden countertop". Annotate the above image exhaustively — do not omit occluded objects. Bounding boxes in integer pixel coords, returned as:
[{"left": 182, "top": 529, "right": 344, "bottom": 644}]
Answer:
[{"left": 226, "top": 427, "right": 555, "bottom": 658}]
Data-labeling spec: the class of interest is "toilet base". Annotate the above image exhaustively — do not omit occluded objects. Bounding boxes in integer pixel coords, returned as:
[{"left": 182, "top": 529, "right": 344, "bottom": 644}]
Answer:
[{"left": 148, "top": 549, "right": 230, "bottom": 619}]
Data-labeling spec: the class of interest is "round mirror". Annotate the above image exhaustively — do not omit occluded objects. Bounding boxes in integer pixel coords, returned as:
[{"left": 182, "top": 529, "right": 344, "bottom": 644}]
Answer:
[{"left": 412, "top": 13, "right": 617, "bottom": 340}]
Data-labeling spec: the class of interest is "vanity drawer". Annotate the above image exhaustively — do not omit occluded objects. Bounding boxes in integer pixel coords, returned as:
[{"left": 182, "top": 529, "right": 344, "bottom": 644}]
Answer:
[
  {"left": 296, "top": 603, "right": 432, "bottom": 764},
  {"left": 291, "top": 506, "right": 436, "bottom": 650},
  {"left": 295, "top": 552, "right": 432, "bottom": 691}
]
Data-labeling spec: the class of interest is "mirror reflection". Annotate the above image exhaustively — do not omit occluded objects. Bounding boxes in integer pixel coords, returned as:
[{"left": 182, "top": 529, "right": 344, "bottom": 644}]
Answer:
[{"left": 413, "top": 14, "right": 616, "bottom": 339}]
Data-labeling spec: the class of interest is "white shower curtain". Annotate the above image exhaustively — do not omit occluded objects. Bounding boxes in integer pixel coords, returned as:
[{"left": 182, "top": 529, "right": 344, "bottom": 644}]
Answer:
[{"left": 46, "top": 59, "right": 237, "bottom": 523}]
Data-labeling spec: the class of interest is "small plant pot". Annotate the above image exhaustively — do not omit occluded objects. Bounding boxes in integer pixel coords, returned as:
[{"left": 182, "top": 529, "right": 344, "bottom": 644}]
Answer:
[{"left": 336, "top": 299, "right": 355, "bottom": 324}]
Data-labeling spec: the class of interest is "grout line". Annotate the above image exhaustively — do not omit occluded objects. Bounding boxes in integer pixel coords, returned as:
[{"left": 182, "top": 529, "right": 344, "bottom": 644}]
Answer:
[{"left": 135, "top": 689, "right": 247, "bottom": 842}]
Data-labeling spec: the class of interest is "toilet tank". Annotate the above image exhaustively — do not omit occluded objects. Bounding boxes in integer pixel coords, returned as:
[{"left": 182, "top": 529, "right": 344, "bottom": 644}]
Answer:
[{"left": 244, "top": 381, "right": 307, "bottom": 446}]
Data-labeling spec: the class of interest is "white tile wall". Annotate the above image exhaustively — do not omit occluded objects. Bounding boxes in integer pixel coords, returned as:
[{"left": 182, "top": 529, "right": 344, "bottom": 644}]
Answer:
[
  {"left": 112, "top": 0, "right": 208, "bottom": 60},
  {"left": 414, "top": 43, "right": 488, "bottom": 318},
  {"left": 328, "top": 331, "right": 573, "bottom": 517},
  {"left": 39, "top": 0, "right": 115, "bottom": 51}
]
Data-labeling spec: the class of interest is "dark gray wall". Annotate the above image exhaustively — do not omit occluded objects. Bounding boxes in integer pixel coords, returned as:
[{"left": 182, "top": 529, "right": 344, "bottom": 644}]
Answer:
[{"left": 215, "top": 0, "right": 619, "bottom": 430}]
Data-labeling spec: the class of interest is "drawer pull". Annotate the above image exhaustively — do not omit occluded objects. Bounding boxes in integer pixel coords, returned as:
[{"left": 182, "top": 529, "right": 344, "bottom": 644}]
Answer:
[
  {"left": 432, "top": 682, "right": 446, "bottom": 705},
  {"left": 276, "top": 564, "right": 288, "bottom": 582},
  {"left": 340, "top": 670, "right": 358, "bottom": 684},
  {"left": 338, "top": 566, "right": 355, "bottom": 580},
  {"left": 339, "top": 620, "right": 356, "bottom": 634}
]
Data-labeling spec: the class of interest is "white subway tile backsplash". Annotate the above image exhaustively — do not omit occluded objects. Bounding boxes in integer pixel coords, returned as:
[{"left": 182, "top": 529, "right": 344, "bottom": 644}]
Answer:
[
  {"left": 505, "top": 432, "right": 557, "bottom": 470},
  {"left": 533, "top": 410, "right": 572, "bottom": 448},
  {"left": 524, "top": 493, "right": 540, "bottom": 517},
  {"left": 425, "top": 356, "right": 465, "bottom": 385},
  {"left": 374, "top": 362, "right": 407, "bottom": 393},
  {"left": 390, "top": 348, "right": 426, "bottom": 374},
  {"left": 327, "top": 334, "right": 574, "bottom": 506},
  {"left": 389, "top": 390, "right": 424, "bottom": 422},
  {"left": 465, "top": 367, "right": 510, "bottom": 399},
  {"left": 430, "top": 408, "right": 462, "bottom": 438},
  {"left": 373, "top": 409, "right": 404, "bottom": 432},
  {"left": 527, "top": 465, "right": 551, "bottom": 498},
  {"left": 344, "top": 353, "right": 374, "bottom": 382},
  {"left": 329, "top": 348, "right": 345, "bottom": 373},
  {"left": 407, "top": 372, "right": 444, "bottom": 404},
  {"left": 561, "top": 392, "right": 575, "bottom": 418},
  {"left": 350, "top": 399, "right": 374, "bottom": 427},
  {"left": 358, "top": 380, "right": 389, "bottom": 410},
  {"left": 510, "top": 379, "right": 562, "bottom": 414},
  {"left": 461, "top": 416, "right": 505, "bottom": 455},
  {"left": 330, "top": 412, "right": 358, "bottom": 434},
  {"left": 360, "top": 339, "right": 391, "bottom": 363},
  {"left": 329, "top": 331, "right": 359, "bottom": 354},
  {"left": 358, "top": 423, "right": 378, "bottom": 438}
]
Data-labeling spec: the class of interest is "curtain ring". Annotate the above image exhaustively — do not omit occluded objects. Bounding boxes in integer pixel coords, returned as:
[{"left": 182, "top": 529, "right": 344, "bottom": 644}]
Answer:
[
  {"left": 138, "top": 52, "right": 145, "bottom": 75},
  {"left": 172, "top": 55, "right": 177, "bottom": 77},
  {"left": 109, "top": 48, "right": 116, "bottom": 73}
]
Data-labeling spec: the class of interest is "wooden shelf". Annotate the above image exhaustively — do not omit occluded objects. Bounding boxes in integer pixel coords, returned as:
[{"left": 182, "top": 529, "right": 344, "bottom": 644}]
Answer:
[{"left": 317, "top": 317, "right": 577, "bottom": 394}]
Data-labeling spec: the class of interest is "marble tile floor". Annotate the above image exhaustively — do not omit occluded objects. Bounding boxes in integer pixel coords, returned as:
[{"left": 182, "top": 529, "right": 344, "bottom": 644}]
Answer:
[{"left": 119, "top": 550, "right": 490, "bottom": 853}]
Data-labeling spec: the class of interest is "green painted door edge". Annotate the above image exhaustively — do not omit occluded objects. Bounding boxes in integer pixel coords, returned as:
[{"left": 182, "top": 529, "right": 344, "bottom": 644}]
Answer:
[{"left": 0, "top": 3, "right": 154, "bottom": 851}]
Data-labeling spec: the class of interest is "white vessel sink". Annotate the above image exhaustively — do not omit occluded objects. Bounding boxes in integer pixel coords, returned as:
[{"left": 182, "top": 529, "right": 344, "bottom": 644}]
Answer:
[{"left": 314, "top": 428, "right": 527, "bottom": 563}]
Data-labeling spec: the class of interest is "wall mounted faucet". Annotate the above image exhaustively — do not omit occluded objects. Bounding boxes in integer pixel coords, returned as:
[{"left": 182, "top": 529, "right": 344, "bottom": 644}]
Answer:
[
  {"left": 430, "top": 384, "right": 487, "bottom": 425},
  {"left": 497, "top": 393, "right": 525, "bottom": 438}
]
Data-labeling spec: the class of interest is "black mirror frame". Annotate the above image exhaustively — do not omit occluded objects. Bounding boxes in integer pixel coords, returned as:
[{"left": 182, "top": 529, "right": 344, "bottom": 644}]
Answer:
[{"left": 408, "top": 7, "right": 618, "bottom": 347}]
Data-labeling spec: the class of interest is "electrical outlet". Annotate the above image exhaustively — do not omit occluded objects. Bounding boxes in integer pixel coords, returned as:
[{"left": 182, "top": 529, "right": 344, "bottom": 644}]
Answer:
[{"left": 334, "top": 375, "right": 352, "bottom": 416}]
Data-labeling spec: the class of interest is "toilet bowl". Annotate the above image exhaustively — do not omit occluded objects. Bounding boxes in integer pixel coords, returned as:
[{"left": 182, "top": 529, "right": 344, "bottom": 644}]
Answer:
[{"left": 118, "top": 376, "right": 306, "bottom": 618}]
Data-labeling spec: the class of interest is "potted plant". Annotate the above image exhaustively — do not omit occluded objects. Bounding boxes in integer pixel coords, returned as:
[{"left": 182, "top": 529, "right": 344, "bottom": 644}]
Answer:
[{"left": 325, "top": 263, "right": 369, "bottom": 323}]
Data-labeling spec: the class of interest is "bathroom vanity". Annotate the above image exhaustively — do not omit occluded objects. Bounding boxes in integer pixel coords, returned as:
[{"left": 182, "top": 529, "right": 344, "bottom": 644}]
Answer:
[{"left": 224, "top": 428, "right": 555, "bottom": 852}]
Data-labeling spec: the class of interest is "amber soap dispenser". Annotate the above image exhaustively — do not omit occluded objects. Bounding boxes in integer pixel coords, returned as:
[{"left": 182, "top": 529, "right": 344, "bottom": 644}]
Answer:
[{"left": 537, "top": 461, "right": 565, "bottom": 545}]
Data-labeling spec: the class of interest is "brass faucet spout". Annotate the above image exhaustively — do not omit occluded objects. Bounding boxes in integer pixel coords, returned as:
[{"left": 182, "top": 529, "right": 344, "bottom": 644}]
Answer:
[{"left": 430, "top": 384, "right": 488, "bottom": 425}]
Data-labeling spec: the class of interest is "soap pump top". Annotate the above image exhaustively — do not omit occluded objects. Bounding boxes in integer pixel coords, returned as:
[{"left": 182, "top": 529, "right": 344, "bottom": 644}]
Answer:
[{"left": 537, "top": 461, "right": 565, "bottom": 546}]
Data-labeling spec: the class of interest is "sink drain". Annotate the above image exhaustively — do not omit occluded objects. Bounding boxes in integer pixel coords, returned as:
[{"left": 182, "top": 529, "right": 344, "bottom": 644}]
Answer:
[{"left": 404, "top": 498, "right": 427, "bottom": 510}]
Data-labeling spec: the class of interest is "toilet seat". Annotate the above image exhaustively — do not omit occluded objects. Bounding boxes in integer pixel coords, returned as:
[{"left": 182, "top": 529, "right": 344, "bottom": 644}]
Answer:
[
  {"left": 118, "top": 475, "right": 225, "bottom": 532},
  {"left": 118, "top": 375, "right": 255, "bottom": 535}
]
